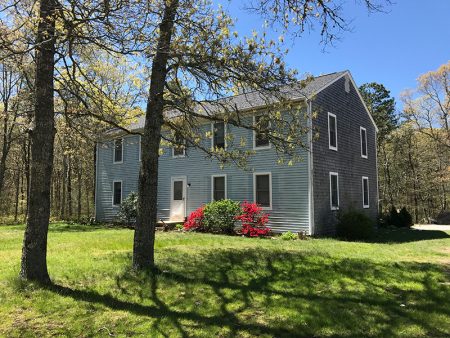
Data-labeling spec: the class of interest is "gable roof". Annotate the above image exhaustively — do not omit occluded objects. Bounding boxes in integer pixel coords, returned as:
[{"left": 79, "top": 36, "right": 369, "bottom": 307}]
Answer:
[{"left": 127, "top": 70, "right": 377, "bottom": 132}]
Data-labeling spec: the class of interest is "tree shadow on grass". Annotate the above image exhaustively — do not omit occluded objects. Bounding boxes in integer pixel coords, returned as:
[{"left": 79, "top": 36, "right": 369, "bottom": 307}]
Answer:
[
  {"left": 46, "top": 248, "right": 450, "bottom": 337},
  {"left": 47, "top": 223, "right": 130, "bottom": 233},
  {"left": 369, "top": 228, "right": 450, "bottom": 243}
]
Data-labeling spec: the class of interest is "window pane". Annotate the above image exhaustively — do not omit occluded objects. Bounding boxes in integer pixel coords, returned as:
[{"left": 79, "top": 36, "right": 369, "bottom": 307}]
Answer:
[
  {"left": 113, "top": 182, "right": 122, "bottom": 205},
  {"left": 363, "top": 178, "right": 369, "bottom": 206},
  {"left": 331, "top": 175, "right": 338, "bottom": 208},
  {"left": 173, "top": 181, "right": 183, "bottom": 200},
  {"left": 329, "top": 115, "right": 337, "bottom": 148},
  {"left": 361, "top": 129, "right": 367, "bottom": 156},
  {"left": 256, "top": 174, "right": 270, "bottom": 207},
  {"left": 114, "top": 139, "right": 122, "bottom": 162},
  {"left": 173, "top": 133, "right": 185, "bottom": 156},
  {"left": 255, "top": 115, "right": 269, "bottom": 147},
  {"left": 213, "top": 122, "right": 225, "bottom": 149},
  {"left": 213, "top": 176, "right": 225, "bottom": 201}
]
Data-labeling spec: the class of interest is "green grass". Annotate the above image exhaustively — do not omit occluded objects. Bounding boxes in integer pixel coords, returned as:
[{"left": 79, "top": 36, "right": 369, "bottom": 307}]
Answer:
[{"left": 0, "top": 223, "right": 449, "bottom": 337}]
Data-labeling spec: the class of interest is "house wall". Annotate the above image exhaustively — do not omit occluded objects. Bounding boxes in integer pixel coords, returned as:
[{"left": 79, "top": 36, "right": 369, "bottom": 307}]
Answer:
[
  {"left": 311, "top": 75, "right": 378, "bottom": 235},
  {"left": 95, "top": 115, "right": 311, "bottom": 233}
]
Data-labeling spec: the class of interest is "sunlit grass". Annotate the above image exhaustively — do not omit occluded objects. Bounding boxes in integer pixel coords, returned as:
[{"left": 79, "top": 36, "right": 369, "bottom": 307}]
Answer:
[{"left": 0, "top": 223, "right": 449, "bottom": 337}]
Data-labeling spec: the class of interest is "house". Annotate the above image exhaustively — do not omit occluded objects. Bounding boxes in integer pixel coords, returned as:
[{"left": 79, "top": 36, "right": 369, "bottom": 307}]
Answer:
[{"left": 95, "top": 70, "right": 378, "bottom": 235}]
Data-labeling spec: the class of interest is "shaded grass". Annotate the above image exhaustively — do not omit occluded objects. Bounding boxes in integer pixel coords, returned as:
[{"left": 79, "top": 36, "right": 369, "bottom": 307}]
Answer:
[{"left": 0, "top": 223, "right": 449, "bottom": 337}]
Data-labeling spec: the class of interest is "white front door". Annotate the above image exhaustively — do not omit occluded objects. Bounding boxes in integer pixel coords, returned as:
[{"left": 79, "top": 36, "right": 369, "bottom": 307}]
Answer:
[{"left": 170, "top": 177, "right": 186, "bottom": 221}]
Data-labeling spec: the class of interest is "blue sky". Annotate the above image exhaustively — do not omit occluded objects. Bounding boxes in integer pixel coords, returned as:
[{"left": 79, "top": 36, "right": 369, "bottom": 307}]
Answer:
[{"left": 225, "top": 0, "right": 450, "bottom": 111}]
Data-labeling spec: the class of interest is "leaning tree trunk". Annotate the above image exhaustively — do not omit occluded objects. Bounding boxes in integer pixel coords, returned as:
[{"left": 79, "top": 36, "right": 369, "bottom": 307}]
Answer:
[
  {"left": 20, "top": 0, "right": 56, "bottom": 283},
  {"left": 133, "top": 0, "right": 179, "bottom": 270}
]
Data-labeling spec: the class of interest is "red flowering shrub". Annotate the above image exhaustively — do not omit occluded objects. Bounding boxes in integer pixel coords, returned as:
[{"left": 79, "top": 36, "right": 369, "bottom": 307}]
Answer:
[
  {"left": 236, "top": 201, "right": 270, "bottom": 237},
  {"left": 183, "top": 206, "right": 205, "bottom": 231}
]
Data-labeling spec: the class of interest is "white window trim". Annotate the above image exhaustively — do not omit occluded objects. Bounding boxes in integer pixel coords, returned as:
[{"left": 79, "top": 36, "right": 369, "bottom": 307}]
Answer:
[
  {"left": 328, "top": 112, "right": 338, "bottom": 151},
  {"left": 360, "top": 126, "right": 368, "bottom": 159},
  {"left": 253, "top": 115, "right": 271, "bottom": 150},
  {"left": 211, "top": 174, "right": 227, "bottom": 202},
  {"left": 362, "top": 176, "right": 370, "bottom": 208},
  {"left": 113, "top": 138, "right": 123, "bottom": 164},
  {"left": 211, "top": 122, "right": 227, "bottom": 150},
  {"left": 138, "top": 135, "right": 141, "bottom": 162},
  {"left": 329, "top": 172, "right": 339, "bottom": 211},
  {"left": 172, "top": 138, "right": 186, "bottom": 158},
  {"left": 112, "top": 180, "right": 122, "bottom": 207},
  {"left": 253, "top": 172, "right": 272, "bottom": 210}
]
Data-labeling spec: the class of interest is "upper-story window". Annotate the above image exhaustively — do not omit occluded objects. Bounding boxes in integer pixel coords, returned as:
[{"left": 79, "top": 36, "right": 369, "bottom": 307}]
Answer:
[
  {"left": 329, "top": 172, "right": 339, "bottom": 210},
  {"left": 172, "top": 132, "right": 186, "bottom": 158},
  {"left": 138, "top": 135, "right": 142, "bottom": 162},
  {"left": 253, "top": 115, "right": 270, "bottom": 149},
  {"left": 360, "top": 127, "right": 368, "bottom": 158},
  {"left": 328, "top": 112, "right": 337, "bottom": 151},
  {"left": 114, "top": 138, "right": 123, "bottom": 163},
  {"left": 212, "top": 122, "right": 226, "bottom": 149},
  {"left": 362, "top": 176, "right": 369, "bottom": 208}
]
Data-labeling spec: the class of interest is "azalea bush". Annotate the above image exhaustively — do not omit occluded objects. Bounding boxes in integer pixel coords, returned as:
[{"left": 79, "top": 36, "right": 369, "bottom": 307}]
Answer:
[{"left": 183, "top": 200, "right": 270, "bottom": 237}]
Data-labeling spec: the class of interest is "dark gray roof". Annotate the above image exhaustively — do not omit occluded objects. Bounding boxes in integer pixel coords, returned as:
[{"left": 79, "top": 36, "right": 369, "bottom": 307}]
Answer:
[{"left": 128, "top": 70, "right": 347, "bottom": 131}]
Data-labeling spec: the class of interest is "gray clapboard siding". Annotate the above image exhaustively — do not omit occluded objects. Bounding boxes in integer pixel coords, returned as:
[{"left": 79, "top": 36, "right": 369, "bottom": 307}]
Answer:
[{"left": 96, "top": 115, "right": 311, "bottom": 234}]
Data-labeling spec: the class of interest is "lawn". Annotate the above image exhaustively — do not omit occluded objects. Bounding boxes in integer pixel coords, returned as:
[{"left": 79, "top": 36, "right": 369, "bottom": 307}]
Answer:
[{"left": 0, "top": 223, "right": 449, "bottom": 337}]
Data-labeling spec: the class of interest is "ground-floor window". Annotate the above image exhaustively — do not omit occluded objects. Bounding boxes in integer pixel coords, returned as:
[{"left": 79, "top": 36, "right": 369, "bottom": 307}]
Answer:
[
  {"left": 329, "top": 172, "right": 339, "bottom": 210},
  {"left": 254, "top": 172, "right": 272, "bottom": 209},
  {"left": 113, "top": 181, "right": 122, "bottom": 206},
  {"left": 362, "top": 176, "right": 369, "bottom": 208},
  {"left": 212, "top": 175, "right": 226, "bottom": 201}
]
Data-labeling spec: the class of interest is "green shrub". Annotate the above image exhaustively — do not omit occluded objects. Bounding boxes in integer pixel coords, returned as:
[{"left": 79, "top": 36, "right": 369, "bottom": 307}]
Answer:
[
  {"left": 398, "top": 207, "right": 413, "bottom": 228},
  {"left": 175, "top": 223, "right": 184, "bottom": 231},
  {"left": 202, "top": 199, "right": 241, "bottom": 234},
  {"left": 280, "top": 231, "right": 297, "bottom": 241},
  {"left": 117, "top": 192, "right": 138, "bottom": 225},
  {"left": 385, "top": 205, "right": 401, "bottom": 227},
  {"left": 337, "top": 209, "right": 374, "bottom": 241}
]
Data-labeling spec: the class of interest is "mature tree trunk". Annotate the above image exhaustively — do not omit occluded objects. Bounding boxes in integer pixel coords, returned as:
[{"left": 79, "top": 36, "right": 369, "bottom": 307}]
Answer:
[
  {"left": 20, "top": 0, "right": 56, "bottom": 283},
  {"left": 77, "top": 163, "right": 82, "bottom": 221},
  {"left": 60, "top": 156, "right": 67, "bottom": 219},
  {"left": 133, "top": 0, "right": 179, "bottom": 270},
  {"left": 14, "top": 168, "right": 20, "bottom": 222}
]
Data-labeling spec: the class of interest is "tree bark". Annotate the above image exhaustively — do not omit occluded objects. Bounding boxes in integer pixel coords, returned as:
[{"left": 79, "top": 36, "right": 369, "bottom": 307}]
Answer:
[
  {"left": 77, "top": 163, "right": 82, "bottom": 221},
  {"left": 67, "top": 156, "right": 72, "bottom": 218},
  {"left": 20, "top": 0, "right": 56, "bottom": 283},
  {"left": 61, "top": 156, "right": 67, "bottom": 219},
  {"left": 133, "top": 0, "right": 179, "bottom": 270}
]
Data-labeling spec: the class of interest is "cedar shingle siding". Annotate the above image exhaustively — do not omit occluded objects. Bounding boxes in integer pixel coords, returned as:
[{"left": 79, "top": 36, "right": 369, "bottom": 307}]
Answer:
[{"left": 311, "top": 75, "right": 378, "bottom": 235}]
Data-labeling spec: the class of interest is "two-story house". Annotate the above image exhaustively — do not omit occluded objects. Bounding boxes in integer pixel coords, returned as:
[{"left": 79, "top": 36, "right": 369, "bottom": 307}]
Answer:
[{"left": 95, "top": 70, "right": 378, "bottom": 235}]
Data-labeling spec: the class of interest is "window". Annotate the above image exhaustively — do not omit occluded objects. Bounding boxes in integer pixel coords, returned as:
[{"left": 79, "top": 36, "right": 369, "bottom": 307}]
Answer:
[
  {"left": 362, "top": 176, "right": 369, "bottom": 208},
  {"left": 114, "top": 138, "right": 123, "bottom": 163},
  {"left": 253, "top": 115, "right": 270, "bottom": 149},
  {"left": 172, "top": 132, "right": 186, "bottom": 158},
  {"left": 173, "top": 181, "right": 183, "bottom": 200},
  {"left": 254, "top": 172, "right": 272, "bottom": 209},
  {"left": 212, "top": 175, "right": 226, "bottom": 201},
  {"left": 328, "top": 113, "right": 337, "bottom": 151},
  {"left": 138, "top": 135, "right": 142, "bottom": 162},
  {"left": 329, "top": 172, "right": 339, "bottom": 210},
  {"left": 112, "top": 181, "right": 122, "bottom": 206},
  {"left": 212, "top": 122, "right": 226, "bottom": 149},
  {"left": 360, "top": 127, "right": 368, "bottom": 158}
]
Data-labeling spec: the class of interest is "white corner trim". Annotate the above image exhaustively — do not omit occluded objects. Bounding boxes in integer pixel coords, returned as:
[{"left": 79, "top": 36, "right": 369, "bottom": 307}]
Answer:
[
  {"left": 329, "top": 172, "right": 339, "bottom": 211},
  {"left": 307, "top": 100, "right": 315, "bottom": 235},
  {"left": 211, "top": 174, "right": 227, "bottom": 202},
  {"left": 252, "top": 115, "right": 272, "bottom": 150},
  {"left": 328, "top": 112, "right": 338, "bottom": 151},
  {"left": 112, "top": 180, "right": 122, "bottom": 207},
  {"left": 113, "top": 138, "right": 123, "bottom": 164},
  {"left": 362, "top": 176, "right": 370, "bottom": 208},
  {"left": 360, "top": 126, "right": 368, "bottom": 159},
  {"left": 253, "top": 172, "right": 272, "bottom": 210}
]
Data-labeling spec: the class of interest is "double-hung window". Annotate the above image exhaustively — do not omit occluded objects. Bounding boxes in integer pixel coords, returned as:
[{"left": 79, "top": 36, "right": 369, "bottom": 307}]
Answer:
[
  {"left": 328, "top": 113, "right": 337, "bottom": 151},
  {"left": 212, "top": 122, "right": 226, "bottom": 149},
  {"left": 253, "top": 115, "right": 270, "bottom": 149},
  {"left": 360, "top": 127, "right": 368, "bottom": 158},
  {"left": 114, "top": 138, "right": 123, "bottom": 163},
  {"left": 172, "top": 132, "right": 186, "bottom": 158},
  {"left": 212, "top": 175, "right": 226, "bottom": 201},
  {"left": 254, "top": 172, "right": 272, "bottom": 209},
  {"left": 329, "top": 172, "right": 339, "bottom": 210},
  {"left": 362, "top": 176, "right": 369, "bottom": 208},
  {"left": 112, "top": 181, "right": 122, "bottom": 206}
]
